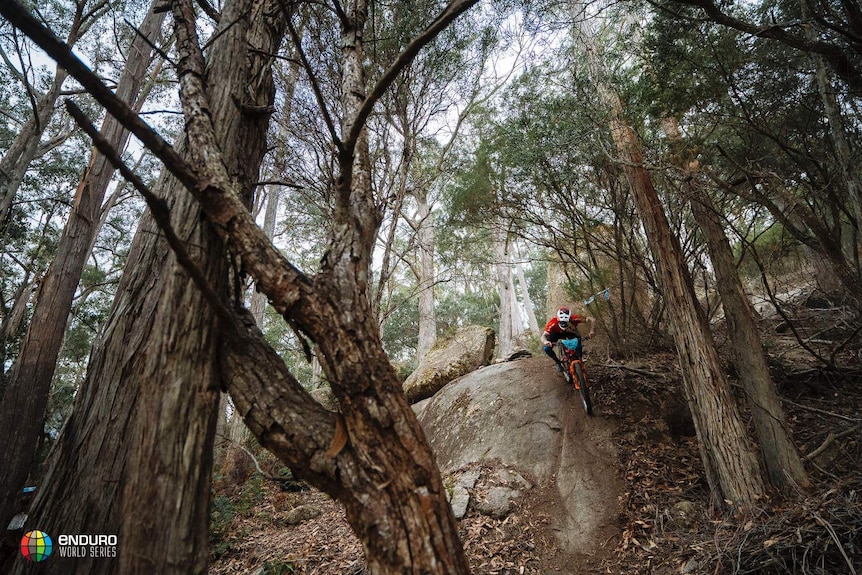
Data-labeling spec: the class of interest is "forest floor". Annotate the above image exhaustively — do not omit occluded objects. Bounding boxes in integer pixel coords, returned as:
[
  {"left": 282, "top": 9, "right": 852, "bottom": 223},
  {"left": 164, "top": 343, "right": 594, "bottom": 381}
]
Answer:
[{"left": 208, "top": 293, "right": 862, "bottom": 575}]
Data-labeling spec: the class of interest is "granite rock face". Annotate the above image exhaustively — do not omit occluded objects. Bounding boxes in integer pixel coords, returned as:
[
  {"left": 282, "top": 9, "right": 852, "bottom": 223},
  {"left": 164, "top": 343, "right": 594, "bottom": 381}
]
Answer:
[{"left": 402, "top": 325, "right": 495, "bottom": 404}]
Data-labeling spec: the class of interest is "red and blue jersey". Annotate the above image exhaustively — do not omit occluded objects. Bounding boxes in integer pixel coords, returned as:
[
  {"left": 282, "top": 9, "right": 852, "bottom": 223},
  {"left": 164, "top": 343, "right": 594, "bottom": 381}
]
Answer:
[{"left": 543, "top": 316, "right": 584, "bottom": 341}]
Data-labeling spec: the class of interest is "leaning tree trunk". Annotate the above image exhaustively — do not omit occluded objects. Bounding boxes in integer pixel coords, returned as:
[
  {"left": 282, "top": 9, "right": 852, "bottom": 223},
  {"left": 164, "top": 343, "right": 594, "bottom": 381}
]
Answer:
[
  {"left": 689, "top": 183, "right": 810, "bottom": 491},
  {"left": 606, "top": 97, "right": 766, "bottom": 508},
  {"left": 4, "top": 0, "right": 479, "bottom": 572},
  {"left": 5, "top": 2, "right": 283, "bottom": 574},
  {"left": 662, "top": 118, "right": 810, "bottom": 492},
  {"left": 0, "top": 69, "right": 68, "bottom": 231},
  {"left": 0, "top": 3, "right": 165, "bottom": 533},
  {"left": 573, "top": 3, "right": 765, "bottom": 505}
]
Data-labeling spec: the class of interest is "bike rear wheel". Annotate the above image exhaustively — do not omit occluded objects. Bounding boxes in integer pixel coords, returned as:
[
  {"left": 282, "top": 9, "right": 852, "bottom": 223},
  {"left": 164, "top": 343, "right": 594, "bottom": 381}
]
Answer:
[{"left": 574, "top": 362, "right": 592, "bottom": 415}]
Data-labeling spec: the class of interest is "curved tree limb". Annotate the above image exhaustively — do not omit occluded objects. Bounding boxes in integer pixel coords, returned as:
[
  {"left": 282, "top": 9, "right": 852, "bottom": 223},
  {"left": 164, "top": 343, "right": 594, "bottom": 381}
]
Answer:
[
  {"left": 0, "top": 0, "right": 314, "bottom": 319},
  {"left": 344, "top": 0, "right": 480, "bottom": 152},
  {"left": 657, "top": 0, "right": 862, "bottom": 90}
]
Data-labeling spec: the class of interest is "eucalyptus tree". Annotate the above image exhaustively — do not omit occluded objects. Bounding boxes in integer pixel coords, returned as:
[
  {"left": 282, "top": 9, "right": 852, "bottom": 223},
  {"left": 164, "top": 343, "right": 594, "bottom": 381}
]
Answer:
[
  {"left": 370, "top": 7, "right": 504, "bottom": 361},
  {"left": 2, "top": 2, "right": 481, "bottom": 575},
  {"left": 0, "top": 0, "right": 115, "bottom": 231},
  {"left": 641, "top": 1, "right": 862, "bottom": 306},
  {"left": 0, "top": 1, "right": 166, "bottom": 533},
  {"left": 489, "top": 69, "right": 663, "bottom": 355},
  {"left": 442, "top": 129, "right": 532, "bottom": 357}
]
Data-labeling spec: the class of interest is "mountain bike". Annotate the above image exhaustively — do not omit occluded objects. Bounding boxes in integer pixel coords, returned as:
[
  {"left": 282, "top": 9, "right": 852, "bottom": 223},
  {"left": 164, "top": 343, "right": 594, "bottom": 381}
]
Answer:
[{"left": 557, "top": 336, "right": 593, "bottom": 415}]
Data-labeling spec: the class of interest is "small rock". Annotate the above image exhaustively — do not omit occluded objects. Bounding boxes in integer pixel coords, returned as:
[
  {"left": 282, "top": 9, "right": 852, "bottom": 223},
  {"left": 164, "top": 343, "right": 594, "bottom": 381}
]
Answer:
[
  {"left": 458, "top": 468, "right": 482, "bottom": 490},
  {"left": 503, "top": 349, "right": 532, "bottom": 361},
  {"left": 681, "top": 558, "right": 699, "bottom": 573},
  {"left": 494, "top": 468, "right": 532, "bottom": 489},
  {"left": 283, "top": 504, "right": 322, "bottom": 525},
  {"left": 450, "top": 485, "right": 470, "bottom": 519},
  {"left": 474, "top": 486, "right": 521, "bottom": 519}
]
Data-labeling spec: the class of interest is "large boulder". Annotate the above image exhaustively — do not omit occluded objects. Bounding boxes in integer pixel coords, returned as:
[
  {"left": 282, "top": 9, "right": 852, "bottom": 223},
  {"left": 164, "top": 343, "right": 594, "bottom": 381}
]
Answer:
[
  {"left": 402, "top": 325, "right": 495, "bottom": 404},
  {"left": 413, "top": 357, "right": 620, "bottom": 555}
]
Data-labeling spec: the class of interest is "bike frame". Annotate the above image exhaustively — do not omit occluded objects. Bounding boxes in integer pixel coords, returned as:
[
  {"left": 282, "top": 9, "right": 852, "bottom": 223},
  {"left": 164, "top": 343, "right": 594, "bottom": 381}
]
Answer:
[{"left": 557, "top": 337, "right": 593, "bottom": 414}]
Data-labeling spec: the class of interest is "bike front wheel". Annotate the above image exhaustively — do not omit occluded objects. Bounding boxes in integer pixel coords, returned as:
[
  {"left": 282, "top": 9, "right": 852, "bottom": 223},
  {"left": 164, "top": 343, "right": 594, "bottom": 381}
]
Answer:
[{"left": 574, "top": 362, "right": 592, "bottom": 415}]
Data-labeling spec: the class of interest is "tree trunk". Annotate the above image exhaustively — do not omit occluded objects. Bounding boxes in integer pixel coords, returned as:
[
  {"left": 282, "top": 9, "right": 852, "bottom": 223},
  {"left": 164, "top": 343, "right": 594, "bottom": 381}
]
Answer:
[
  {"left": 0, "top": 68, "right": 68, "bottom": 231},
  {"left": 569, "top": 3, "right": 765, "bottom": 504},
  {"left": 416, "top": 189, "right": 438, "bottom": 360},
  {"left": 767, "top": 181, "right": 862, "bottom": 306},
  {"left": 814, "top": 55, "right": 862, "bottom": 270},
  {"left": 4, "top": 2, "right": 282, "bottom": 574},
  {"left": 547, "top": 258, "right": 569, "bottom": 315},
  {"left": 0, "top": 275, "right": 35, "bottom": 394},
  {"left": 0, "top": 3, "right": 103, "bottom": 231},
  {"left": 515, "top": 243, "right": 540, "bottom": 333},
  {"left": 249, "top": 187, "right": 279, "bottom": 323},
  {"left": 0, "top": 3, "right": 165, "bottom": 532},
  {"left": 5, "top": 0, "right": 479, "bottom": 571},
  {"left": 662, "top": 118, "right": 810, "bottom": 492},
  {"left": 509, "top": 272, "right": 523, "bottom": 338},
  {"left": 494, "top": 222, "right": 514, "bottom": 359},
  {"left": 222, "top": 306, "right": 472, "bottom": 574},
  {"left": 690, "top": 186, "right": 810, "bottom": 491},
  {"left": 607, "top": 96, "right": 766, "bottom": 507}
]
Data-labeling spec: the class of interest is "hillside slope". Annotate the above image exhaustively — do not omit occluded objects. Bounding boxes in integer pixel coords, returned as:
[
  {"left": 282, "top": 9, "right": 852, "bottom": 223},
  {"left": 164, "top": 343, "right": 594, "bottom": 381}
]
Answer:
[
  {"left": 209, "top": 299, "right": 862, "bottom": 574},
  {"left": 210, "top": 355, "right": 625, "bottom": 574}
]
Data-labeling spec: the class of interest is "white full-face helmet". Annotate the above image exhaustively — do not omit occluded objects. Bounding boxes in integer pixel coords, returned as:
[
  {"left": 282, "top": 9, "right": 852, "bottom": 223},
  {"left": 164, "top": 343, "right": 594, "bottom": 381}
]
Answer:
[{"left": 557, "top": 307, "right": 571, "bottom": 328}]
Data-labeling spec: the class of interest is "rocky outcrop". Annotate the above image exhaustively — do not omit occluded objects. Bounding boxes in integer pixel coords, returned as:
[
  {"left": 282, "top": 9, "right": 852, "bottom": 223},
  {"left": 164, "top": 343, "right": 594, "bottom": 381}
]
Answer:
[
  {"left": 402, "top": 325, "right": 495, "bottom": 404},
  {"left": 413, "top": 357, "right": 621, "bottom": 555}
]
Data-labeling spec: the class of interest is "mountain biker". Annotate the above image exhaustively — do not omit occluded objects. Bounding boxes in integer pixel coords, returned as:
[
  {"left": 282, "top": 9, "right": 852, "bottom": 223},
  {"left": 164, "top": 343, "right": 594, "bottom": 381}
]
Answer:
[{"left": 541, "top": 307, "right": 595, "bottom": 373}]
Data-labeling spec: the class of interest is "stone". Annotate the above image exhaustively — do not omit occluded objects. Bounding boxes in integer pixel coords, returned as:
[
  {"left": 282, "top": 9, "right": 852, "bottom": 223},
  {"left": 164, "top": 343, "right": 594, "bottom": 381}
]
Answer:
[
  {"left": 414, "top": 357, "right": 620, "bottom": 553},
  {"left": 667, "top": 500, "right": 700, "bottom": 530},
  {"left": 283, "top": 504, "right": 321, "bottom": 526},
  {"left": 474, "top": 486, "right": 522, "bottom": 519},
  {"left": 449, "top": 484, "right": 471, "bottom": 519},
  {"left": 403, "top": 325, "right": 495, "bottom": 404}
]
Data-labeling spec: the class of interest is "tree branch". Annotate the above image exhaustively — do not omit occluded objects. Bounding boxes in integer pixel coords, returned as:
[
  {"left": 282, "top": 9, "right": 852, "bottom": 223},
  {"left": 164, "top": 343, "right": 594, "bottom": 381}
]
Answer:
[
  {"left": 659, "top": 0, "right": 862, "bottom": 90},
  {"left": 805, "top": 424, "right": 861, "bottom": 459},
  {"left": 281, "top": 6, "right": 342, "bottom": 150},
  {"left": 0, "top": 0, "right": 313, "bottom": 319},
  {"left": 344, "top": 0, "right": 480, "bottom": 152},
  {"left": 65, "top": 100, "right": 236, "bottom": 326},
  {"left": 196, "top": 0, "right": 221, "bottom": 22},
  {"left": 124, "top": 17, "right": 176, "bottom": 66}
]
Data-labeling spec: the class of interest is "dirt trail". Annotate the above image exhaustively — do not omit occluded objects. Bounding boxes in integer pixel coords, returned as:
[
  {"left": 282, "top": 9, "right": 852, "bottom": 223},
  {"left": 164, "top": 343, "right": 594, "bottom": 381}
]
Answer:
[{"left": 554, "top": 383, "right": 621, "bottom": 554}]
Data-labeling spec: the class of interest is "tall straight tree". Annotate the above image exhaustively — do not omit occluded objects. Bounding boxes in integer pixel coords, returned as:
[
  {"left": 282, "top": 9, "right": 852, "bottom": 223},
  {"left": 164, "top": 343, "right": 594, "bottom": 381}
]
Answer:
[
  {"left": 663, "top": 118, "right": 810, "bottom": 492},
  {"left": 572, "top": 10, "right": 766, "bottom": 507},
  {"left": 3, "top": 0, "right": 480, "bottom": 572},
  {"left": 0, "top": 2, "right": 166, "bottom": 533},
  {"left": 2, "top": 1, "right": 283, "bottom": 573},
  {"left": 494, "top": 221, "right": 515, "bottom": 358}
]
